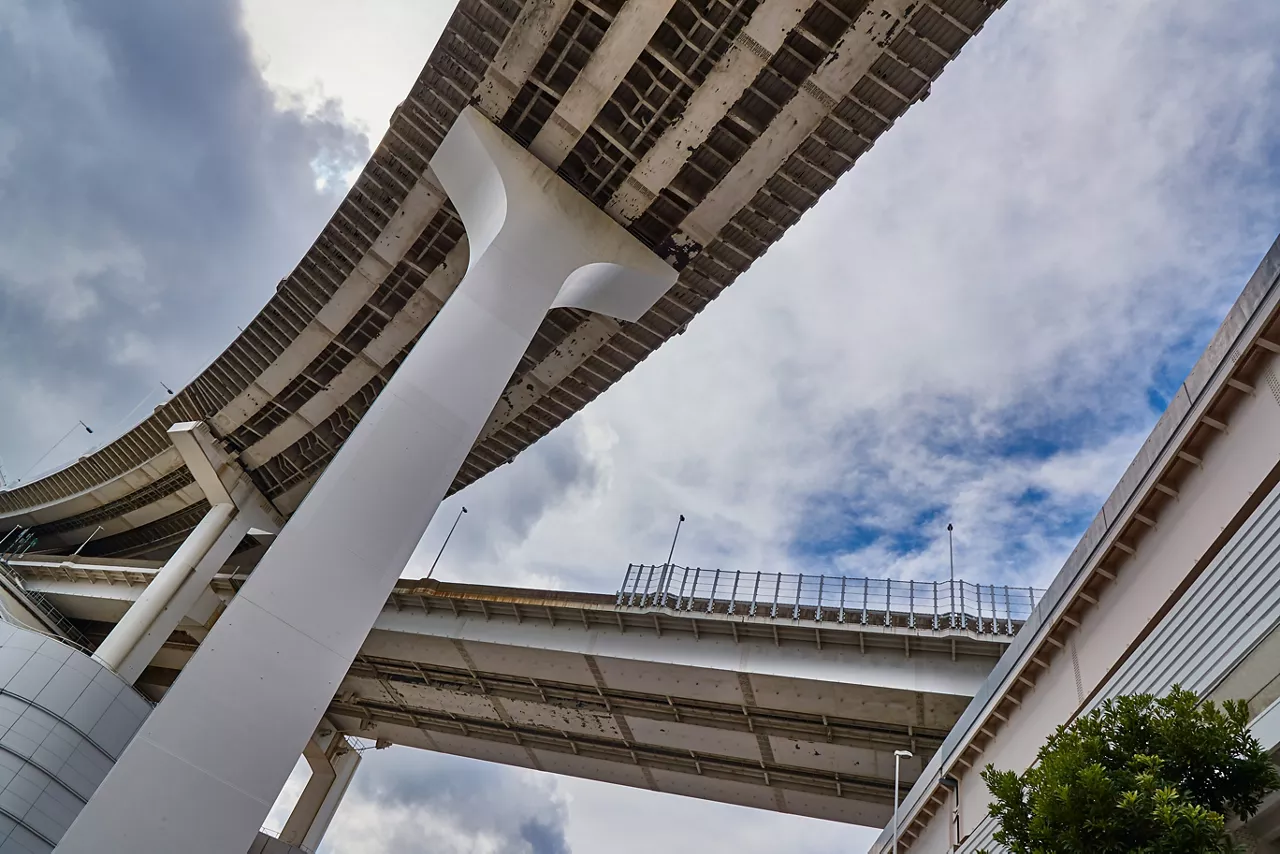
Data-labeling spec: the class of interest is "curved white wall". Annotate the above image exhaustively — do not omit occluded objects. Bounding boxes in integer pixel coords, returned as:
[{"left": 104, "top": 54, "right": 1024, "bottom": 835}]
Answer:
[{"left": 0, "top": 623, "right": 150, "bottom": 853}]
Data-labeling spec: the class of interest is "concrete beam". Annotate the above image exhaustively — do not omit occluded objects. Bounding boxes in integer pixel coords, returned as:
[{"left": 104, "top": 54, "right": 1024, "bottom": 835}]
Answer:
[
  {"left": 475, "top": 0, "right": 577, "bottom": 121},
  {"left": 606, "top": 0, "right": 814, "bottom": 223},
  {"left": 679, "top": 0, "right": 918, "bottom": 247},
  {"left": 529, "top": 0, "right": 679, "bottom": 169},
  {"left": 279, "top": 725, "right": 361, "bottom": 851},
  {"left": 211, "top": 173, "right": 448, "bottom": 437},
  {"left": 477, "top": 314, "right": 620, "bottom": 447},
  {"left": 240, "top": 238, "right": 469, "bottom": 469}
]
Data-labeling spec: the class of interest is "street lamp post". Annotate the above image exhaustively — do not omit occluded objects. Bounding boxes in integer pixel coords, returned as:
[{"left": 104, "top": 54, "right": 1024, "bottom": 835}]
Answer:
[
  {"left": 947, "top": 522, "right": 955, "bottom": 626},
  {"left": 894, "top": 749, "right": 913, "bottom": 854},
  {"left": 427, "top": 506, "right": 467, "bottom": 579},
  {"left": 70, "top": 525, "right": 104, "bottom": 558},
  {"left": 657, "top": 514, "right": 684, "bottom": 607}
]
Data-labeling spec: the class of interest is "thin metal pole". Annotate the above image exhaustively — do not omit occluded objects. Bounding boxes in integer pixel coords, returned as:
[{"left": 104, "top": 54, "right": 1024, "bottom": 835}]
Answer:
[
  {"left": 427, "top": 506, "right": 467, "bottom": 579},
  {"left": 894, "top": 758, "right": 900, "bottom": 854},
  {"left": 0, "top": 526, "right": 21, "bottom": 552},
  {"left": 894, "top": 749, "right": 912, "bottom": 854},
  {"left": 659, "top": 514, "right": 685, "bottom": 598},
  {"left": 18, "top": 420, "right": 94, "bottom": 484},
  {"left": 947, "top": 523, "right": 955, "bottom": 625},
  {"left": 70, "top": 525, "right": 103, "bottom": 558}
]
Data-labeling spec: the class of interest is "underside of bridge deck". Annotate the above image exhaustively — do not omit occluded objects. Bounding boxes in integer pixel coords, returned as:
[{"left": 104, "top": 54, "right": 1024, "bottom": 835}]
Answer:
[{"left": 8, "top": 559, "right": 1011, "bottom": 827}]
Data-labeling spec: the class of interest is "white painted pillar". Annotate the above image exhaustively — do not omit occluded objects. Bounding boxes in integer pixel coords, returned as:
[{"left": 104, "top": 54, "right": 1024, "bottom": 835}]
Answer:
[
  {"left": 92, "top": 421, "right": 281, "bottom": 686},
  {"left": 108, "top": 510, "right": 250, "bottom": 685},
  {"left": 93, "top": 501, "right": 236, "bottom": 673},
  {"left": 55, "top": 106, "right": 675, "bottom": 854},
  {"left": 279, "top": 731, "right": 361, "bottom": 851}
]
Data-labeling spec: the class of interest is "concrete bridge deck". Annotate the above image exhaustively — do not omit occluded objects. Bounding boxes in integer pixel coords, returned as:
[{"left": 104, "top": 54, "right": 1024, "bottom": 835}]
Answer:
[{"left": 2, "top": 556, "right": 1022, "bottom": 827}]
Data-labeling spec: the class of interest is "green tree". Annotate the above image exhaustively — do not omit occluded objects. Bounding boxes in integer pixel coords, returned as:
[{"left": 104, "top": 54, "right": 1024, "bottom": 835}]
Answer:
[{"left": 980, "top": 686, "right": 1279, "bottom": 854}]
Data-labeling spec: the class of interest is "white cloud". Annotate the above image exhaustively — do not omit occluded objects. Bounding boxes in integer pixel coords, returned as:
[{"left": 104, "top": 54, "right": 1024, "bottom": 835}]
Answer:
[{"left": 238, "top": 0, "right": 456, "bottom": 137}]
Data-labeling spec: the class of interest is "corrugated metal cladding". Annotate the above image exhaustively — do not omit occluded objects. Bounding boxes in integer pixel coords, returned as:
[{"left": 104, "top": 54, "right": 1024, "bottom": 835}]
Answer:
[
  {"left": 1, "top": 0, "right": 1004, "bottom": 558},
  {"left": 956, "top": 475, "right": 1280, "bottom": 854}
]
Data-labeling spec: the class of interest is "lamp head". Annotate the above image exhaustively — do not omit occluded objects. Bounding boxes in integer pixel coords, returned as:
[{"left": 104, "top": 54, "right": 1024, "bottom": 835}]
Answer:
[{"left": 894, "top": 750, "right": 913, "bottom": 758}]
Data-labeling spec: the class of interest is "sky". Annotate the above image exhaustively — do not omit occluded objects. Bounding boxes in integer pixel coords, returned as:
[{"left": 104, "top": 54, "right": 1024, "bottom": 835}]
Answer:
[{"left": 2, "top": 0, "right": 1279, "bottom": 852}]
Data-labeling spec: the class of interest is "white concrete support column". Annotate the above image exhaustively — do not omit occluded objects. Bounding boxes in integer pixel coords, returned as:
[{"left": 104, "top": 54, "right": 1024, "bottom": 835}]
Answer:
[
  {"left": 279, "top": 728, "right": 361, "bottom": 851},
  {"left": 93, "top": 501, "right": 235, "bottom": 672},
  {"left": 94, "top": 422, "right": 281, "bottom": 685},
  {"left": 56, "top": 106, "right": 676, "bottom": 854}
]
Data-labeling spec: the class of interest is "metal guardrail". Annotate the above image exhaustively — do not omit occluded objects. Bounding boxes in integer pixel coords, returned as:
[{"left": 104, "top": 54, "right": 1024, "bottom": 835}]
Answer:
[
  {"left": 617, "top": 564, "right": 1045, "bottom": 636},
  {"left": 0, "top": 555, "right": 92, "bottom": 647}
]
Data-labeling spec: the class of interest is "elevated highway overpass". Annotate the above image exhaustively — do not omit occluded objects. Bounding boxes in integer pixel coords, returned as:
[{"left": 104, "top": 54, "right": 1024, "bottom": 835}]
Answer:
[
  {"left": 0, "top": 0, "right": 1019, "bottom": 849},
  {"left": 0, "top": 0, "right": 1005, "bottom": 558},
  {"left": 0, "top": 556, "right": 1032, "bottom": 829}
]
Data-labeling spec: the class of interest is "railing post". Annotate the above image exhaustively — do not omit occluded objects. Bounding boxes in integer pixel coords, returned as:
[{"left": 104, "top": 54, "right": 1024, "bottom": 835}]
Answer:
[
  {"left": 838, "top": 576, "right": 847, "bottom": 624},
  {"left": 1005, "top": 586, "right": 1013, "bottom": 635},
  {"left": 708, "top": 568, "right": 720, "bottom": 614},
  {"left": 950, "top": 577, "right": 956, "bottom": 629},
  {"left": 908, "top": 580, "right": 915, "bottom": 629},
  {"left": 884, "top": 580, "right": 892, "bottom": 628},
  {"left": 771, "top": 573, "right": 782, "bottom": 619},
  {"left": 750, "top": 571, "right": 761, "bottom": 617},
  {"left": 815, "top": 575, "right": 824, "bottom": 623},
  {"left": 617, "top": 566, "right": 630, "bottom": 606},
  {"left": 861, "top": 578, "right": 869, "bottom": 625},
  {"left": 959, "top": 582, "right": 967, "bottom": 631},
  {"left": 632, "top": 565, "right": 647, "bottom": 606},
  {"left": 932, "top": 581, "right": 939, "bottom": 631},
  {"left": 677, "top": 568, "right": 692, "bottom": 611},
  {"left": 793, "top": 573, "right": 803, "bottom": 621},
  {"left": 729, "top": 570, "right": 741, "bottom": 616}
]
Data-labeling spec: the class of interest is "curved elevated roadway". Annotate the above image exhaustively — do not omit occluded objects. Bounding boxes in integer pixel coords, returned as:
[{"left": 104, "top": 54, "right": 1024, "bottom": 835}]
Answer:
[{"left": 1, "top": 0, "right": 1007, "bottom": 557}]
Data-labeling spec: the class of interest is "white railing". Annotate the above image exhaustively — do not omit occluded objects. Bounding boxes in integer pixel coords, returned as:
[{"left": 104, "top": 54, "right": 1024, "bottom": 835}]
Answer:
[
  {"left": 0, "top": 555, "right": 92, "bottom": 648},
  {"left": 616, "top": 564, "right": 1044, "bottom": 635}
]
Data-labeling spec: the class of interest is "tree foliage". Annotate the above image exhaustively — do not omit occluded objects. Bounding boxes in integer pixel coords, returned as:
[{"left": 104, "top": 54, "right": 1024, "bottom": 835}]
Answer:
[{"left": 980, "top": 687, "right": 1279, "bottom": 854}]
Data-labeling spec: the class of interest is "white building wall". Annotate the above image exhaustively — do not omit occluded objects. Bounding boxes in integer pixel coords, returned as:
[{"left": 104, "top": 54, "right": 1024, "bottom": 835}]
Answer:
[
  {"left": 0, "top": 623, "right": 151, "bottom": 853},
  {"left": 908, "top": 365, "right": 1280, "bottom": 852}
]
